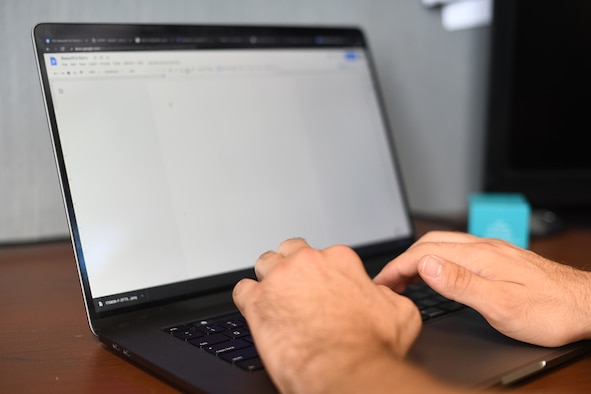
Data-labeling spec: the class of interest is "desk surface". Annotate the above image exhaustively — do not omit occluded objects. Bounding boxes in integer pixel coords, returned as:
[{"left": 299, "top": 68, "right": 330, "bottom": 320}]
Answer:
[{"left": 1, "top": 219, "right": 591, "bottom": 393}]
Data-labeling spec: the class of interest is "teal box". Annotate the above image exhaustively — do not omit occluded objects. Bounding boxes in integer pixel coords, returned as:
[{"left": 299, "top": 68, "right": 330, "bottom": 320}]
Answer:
[{"left": 468, "top": 193, "right": 531, "bottom": 249}]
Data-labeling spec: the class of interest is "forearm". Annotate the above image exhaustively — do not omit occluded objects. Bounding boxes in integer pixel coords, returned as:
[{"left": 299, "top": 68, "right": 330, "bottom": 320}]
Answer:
[
  {"left": 276, "top": 351, "right": 482, "bottom": 394},
  {"left": 572, "top": 269, "right": 591, "bottom": 342},
  {"left": 333, "top": 355, "right": 477, "bottom": 394}
]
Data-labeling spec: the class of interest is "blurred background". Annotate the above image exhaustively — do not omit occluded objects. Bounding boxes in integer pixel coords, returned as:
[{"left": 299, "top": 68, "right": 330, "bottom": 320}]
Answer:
[{"left": 1, "top": 0, "right": 491, "bottom": 243}]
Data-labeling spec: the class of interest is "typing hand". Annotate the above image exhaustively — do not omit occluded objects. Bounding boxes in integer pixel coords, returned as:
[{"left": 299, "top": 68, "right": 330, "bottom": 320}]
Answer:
[
  {"left": 233, "top": 238, "right": 422, "bottom": 394},
  {"left": 374, "top": 231, "right": 591, "bottom": 347}
]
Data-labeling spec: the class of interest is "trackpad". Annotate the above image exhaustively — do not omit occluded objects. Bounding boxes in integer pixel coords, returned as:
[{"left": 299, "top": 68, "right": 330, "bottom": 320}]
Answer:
[{"left": 407, "top": 308, "right": 577, "bottom": 387}]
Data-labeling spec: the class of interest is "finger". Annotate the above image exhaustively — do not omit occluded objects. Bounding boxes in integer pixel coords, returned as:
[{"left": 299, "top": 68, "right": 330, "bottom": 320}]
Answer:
[
  {"left": 376, "top": 285, "right": 422, "bottom": 355},
  {"left": 276, "top": 237, "right": 310, "bottom": 256},
  {"left": 377, "top": 235, "right": 523, "bottom": 290},
  {"left": 418, "top": 255, "right": 509, "bottom": 316},
  {"left": 374, "top": 232, "right": 481, "bottom": 290},
  {"left": 373, "top": 258, "right": 421, "bottom": 292},
  {"left": 232, "top": 278, "right": 258, "bottom": 315},
  {"left": 411, "top": 231, "right": 481, "bottom": 246},
  {"left": 254, "top": 250, "right": 283, "bottom": 280},
  {"left": 253, "top": 239, "right": 311, "bottom": 280}
]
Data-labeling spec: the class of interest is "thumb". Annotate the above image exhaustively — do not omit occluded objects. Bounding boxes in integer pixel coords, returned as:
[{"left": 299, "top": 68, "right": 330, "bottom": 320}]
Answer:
[{"left": 418, "top": 255, "right": 493, "bottom": 310}]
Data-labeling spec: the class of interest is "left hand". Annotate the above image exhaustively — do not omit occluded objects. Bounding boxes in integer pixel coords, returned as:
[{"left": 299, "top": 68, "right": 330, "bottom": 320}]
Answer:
[
  {"left": 373, "top": 231, "right": 591, "bottom": 347},
  {"left": 232, "top": 238, "right": 422, "bottom": 394}
]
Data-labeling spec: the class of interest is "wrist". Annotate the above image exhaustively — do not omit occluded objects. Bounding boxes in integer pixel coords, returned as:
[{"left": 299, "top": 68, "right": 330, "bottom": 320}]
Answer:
[
  {"left": 560, "top": 268, "right": 591, "bottom": 344},
  {"left": 577, "top": 270, "right": 591, "bottom": 341},
  {"left": 273, "top": 345, "right": 398, "bottom": 394}
]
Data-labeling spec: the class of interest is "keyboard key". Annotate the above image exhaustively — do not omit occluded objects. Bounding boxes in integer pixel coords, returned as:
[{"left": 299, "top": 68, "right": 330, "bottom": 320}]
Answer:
[
  {"left": 402, "top": 282, "right": 465, "bottom": 321},
  {"left": 439, "top": 300, "right": 464, "bottom": 312},
  {"left": 415, "top": 297, "right": 441, "bottom": 309},
  {"left": 236, "top": 356, "right": 265, "bottom": 372},
  {"left": 421, "top": 306, "right": 446, "bottom": 320},
  {"left": 219, "top": 318, "right": 247, "bottom": 329},
  {"left": 204, "top": 339, "right": 251, "bottom": 355},
  {"left": 220, "top": 345, "right": 259, "bottom": 363},
  {"left": 188, "top": 333, "right": 230, "bottom": 348},
  {"left": 223, "top": 328, "right": 250, "bottom": 339},
  {"left": 194, "top": 324, "right": 227, "bottom": 335},
  {"left": 166, "top": 325, "right": 205, "bottom": 341}
]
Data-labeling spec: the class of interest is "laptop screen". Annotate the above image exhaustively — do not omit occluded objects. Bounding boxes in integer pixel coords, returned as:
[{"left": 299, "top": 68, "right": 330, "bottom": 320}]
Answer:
[{"left": 34, "top": 24, "right": 413, "bottom": 316}]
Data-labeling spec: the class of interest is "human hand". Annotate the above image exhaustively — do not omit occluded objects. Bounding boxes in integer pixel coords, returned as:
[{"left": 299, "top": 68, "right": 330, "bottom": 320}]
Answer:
[
  {"left": 232, "top": 238, "right": 422, "bottom": 394},
  {"left": 373, "top": 231, "right": 591, "bottom": 347}
]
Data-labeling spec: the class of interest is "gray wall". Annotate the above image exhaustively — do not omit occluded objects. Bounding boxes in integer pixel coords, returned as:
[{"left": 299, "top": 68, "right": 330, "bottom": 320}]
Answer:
[{"left": 0, "top": 0, "right": 489, "bottom": 243}]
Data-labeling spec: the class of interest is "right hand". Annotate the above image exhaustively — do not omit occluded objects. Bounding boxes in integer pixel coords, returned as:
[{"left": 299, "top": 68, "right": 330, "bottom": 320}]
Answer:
[{"left": 233, "top": 239, "right": 422, "bottom": 394}]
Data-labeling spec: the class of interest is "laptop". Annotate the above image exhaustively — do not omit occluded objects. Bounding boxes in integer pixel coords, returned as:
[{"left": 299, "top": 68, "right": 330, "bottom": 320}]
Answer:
[{"left": 32, "top": 23, "right": 588, "bottom": 393}]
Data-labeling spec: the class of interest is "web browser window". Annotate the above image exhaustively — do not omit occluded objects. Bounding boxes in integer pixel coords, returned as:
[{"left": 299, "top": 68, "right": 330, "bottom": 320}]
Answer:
[{"left": 44, "top": 48, "right": 409, "bottom": 300}]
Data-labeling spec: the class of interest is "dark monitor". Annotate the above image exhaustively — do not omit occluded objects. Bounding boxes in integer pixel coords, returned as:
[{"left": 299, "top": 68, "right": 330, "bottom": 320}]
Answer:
[{"left": 484, "top": 0, "right": 591, "bottom": 227}]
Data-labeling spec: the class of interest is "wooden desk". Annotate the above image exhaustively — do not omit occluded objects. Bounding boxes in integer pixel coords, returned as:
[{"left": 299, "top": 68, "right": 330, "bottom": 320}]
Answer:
[{"left": 1, "top": 221, "right": 591, "bottom": 393}]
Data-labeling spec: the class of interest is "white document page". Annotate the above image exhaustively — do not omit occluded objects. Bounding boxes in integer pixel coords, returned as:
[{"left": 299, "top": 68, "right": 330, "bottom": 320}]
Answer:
[{"left": 45, "top": 49, "right": 411, "bottom": 298}]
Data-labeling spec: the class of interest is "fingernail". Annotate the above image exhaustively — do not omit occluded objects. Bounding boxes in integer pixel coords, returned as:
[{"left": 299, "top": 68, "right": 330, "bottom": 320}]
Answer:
[{"left": 421, "top": 256, "right": 442, "bottom": 278}]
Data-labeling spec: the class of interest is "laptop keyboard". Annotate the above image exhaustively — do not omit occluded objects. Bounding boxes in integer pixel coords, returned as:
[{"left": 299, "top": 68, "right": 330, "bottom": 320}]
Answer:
[
  {"left": 164, "top": 282, "right": 464, "bottom": 372},
  {"left": 165, "top": 313, "right": 265, "bottom": 371}
]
